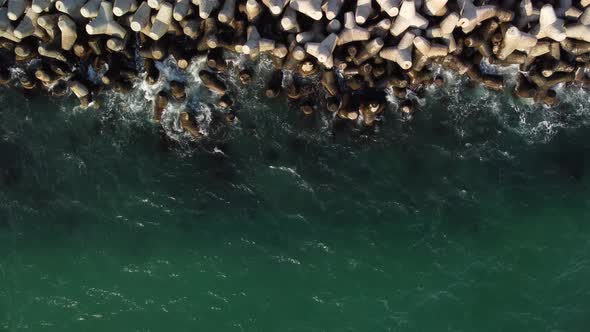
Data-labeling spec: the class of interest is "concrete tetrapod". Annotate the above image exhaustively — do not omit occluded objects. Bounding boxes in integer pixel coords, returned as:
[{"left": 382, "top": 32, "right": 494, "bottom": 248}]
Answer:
[
  {"left": 280, "top": 6, "right": 300, "bottom": 32},
  {"left": 338, "top": 11, "right": 370, "bottom": 45},
  {"left": 218, "top": 0, "right": 235, "bottom": 23},
  {"left": 497, "top": 26, "right": 538, "bottom": 60},
  {"left": 32, "top": 0, "right": 54, "bottom": 13},
  {"left": 173, "top": 0, "right": 192, "bottom": 21},
  {"left": 37, "top": 13, "right": 59, "bottom": 39},
  {"left": 290, "top": 0, "right": 322, "bottom": 21},
  {"left": 193, "top": 0, "right": 220, "bottom": 19},
  {"left": 245, "top": 0, "right": 263, "bottom": 22},
  {"left": 379, "top": 30, "right": 415, "bottom": 69},
  {"left": 148, "top": 0, "right": 164, "bottom": 9},
  {"left": 241, "top": 25, "right": 276, "bottom": 56},
  {"left": 266, "top": 0, "right": 288, "bottom": 16},
  {"left": 354, "top": 37, "right": 384, "bottom": 65},
  {"left": 13, "top": 8, "right": 39, "bottom": 39},
  {"left": 413, "top": 36, "right": 448, "bottom": 70},
  {"left": 86, "top": 1, "right": 128, "bottom": 38},
  {"left": 113, "top": 0, "right": 137, "bottom": 16},
  {"left": 426, "top": 11, "right": 459, "bottom": 52},
  {"left": 55, "top": 0, "right": 85, "bottom": 17},
  {"left": 531, "top": 4, "right": 567, "bottom": 42},
  {"left": 80, "top": 0, "right": 101, "bottom": 18},
  {"left": 7, "top": 0, "right": 27, "bottom": 20},
  {"left": 322, "top": 0, "right": 343, "bottom": 20},
  {"left": 423, "top": 0, "right": 447, "bottom": 17},
  {"left": 130, "top": 1, "right": 151, "bottom": 32},
  {"left": 390, "top": 0, "right": 428, "bottom": 36},
  {"left": 355, "top": 0, "right": 372, "bottom": 25},
  {"left": 375, "top": 0, "right": 400, "bottom": 17},
  {"left": 457, "top": 0, "right": 497, "bottom": 34},
  {"left": 38, "top": 43, "right": 67, "bottom": 62},
  {"left": 516, "top": 0, "right": 539, "bottom": 29},
  {"left": 68, "top": 80, "right": 90, "bottom": 106},
  {"left": 327, "top": 19, "right": 341, "bottom": 33},
  {"left": 148, "top": 2, "right": 173, "bottom": 40},
  {"left": 565, "top": 23, "right": 590, "bottom": 42},
  {"left": 305, "top": 33, "right": 338, "bottom": 68},
  {"left": 4, "top": 0, "right": 590, "bottom": 114},
  {"left": 564, "top": 7, "right": 590, "bottom": 42}
]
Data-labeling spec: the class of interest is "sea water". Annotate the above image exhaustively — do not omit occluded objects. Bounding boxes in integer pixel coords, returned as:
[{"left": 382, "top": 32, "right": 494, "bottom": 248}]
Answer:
[{"left": 1, "top": 58, "right": 590, "bottom": 331}]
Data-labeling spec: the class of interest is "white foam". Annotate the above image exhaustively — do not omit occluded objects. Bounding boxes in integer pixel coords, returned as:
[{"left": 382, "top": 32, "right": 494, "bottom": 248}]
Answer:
[
  {"left": 42, "top": 54, "right": 590, "bottom": 149},
  {"left": 269, "top": 165, "right": 301, "bottom": 177}
]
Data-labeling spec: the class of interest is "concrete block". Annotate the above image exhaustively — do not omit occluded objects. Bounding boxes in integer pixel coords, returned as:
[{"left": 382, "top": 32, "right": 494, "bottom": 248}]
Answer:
[
  {"left": 323, "top": 0, "right": 343, "bottom": 20},
  {"left": 423, "top": 0, "right": 447, "bottom": 16},
  {"left": 218, "top": 0, "right": 235, "bottom": 23},
  {"left": 531, "top": 4, "right": 566, "bottom": 42},
  {"left": 148, "top": 2, "right": 172, "bottom": 40},
  {"left": 390, "top": 0, "right": 428, "bottom": 36},
  {"left": 376, "top": 0, "right": 400, "bottom": 17},
  {"left": 290, "top": 0, "right": 322, "bottom": 21},
  {"left": 113, "top": 0, "right": 137, "bottom": 16},
  {"left": 7, "top": 0, "right": 28, "bottom": 20},
  {"left": 86, "top": 1, "right": 128, "bottom": 38},
  {"left": 57, "top": 14, "right": 77, "bottom": 50},
  {"left": 14, "top": 8, "right": 39, "bottom": 40},
  {"left": 379, "top": 30, "right": 415, "bottom": 69},
  {"left": 81, "top": 0, "right": 102, "bottom": 18},
  {"left": 55, "top": 0, "right": 86, "bottom": 17},
  {"left": 356, "top": 0, "right": 372, "bottom": 24},
  {"left": 32, "top": 0, "right": 55, "bottom": 13},
  {"left": 338, "top": 11, "right": 370, "bottom": 45},
  {"left": 497, "top": 26, "right": 537, "bottom": 59},
  {"left": 305, "top": 32, "right": 338, "bottom": 66},
  {"left": 131, "top": 1, "right": 152, "bottom": 32}
]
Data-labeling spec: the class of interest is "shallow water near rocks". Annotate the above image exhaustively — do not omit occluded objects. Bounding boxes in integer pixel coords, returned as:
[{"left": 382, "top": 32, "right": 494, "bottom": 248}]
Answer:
[{"left": 1, "top": 61, "right": 590, "bottom": 331}]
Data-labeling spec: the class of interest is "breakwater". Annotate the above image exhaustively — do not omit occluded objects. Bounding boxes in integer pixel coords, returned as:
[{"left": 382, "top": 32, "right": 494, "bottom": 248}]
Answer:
[{"left": 1, "top": 0, "right": 590, "bottom": 137}]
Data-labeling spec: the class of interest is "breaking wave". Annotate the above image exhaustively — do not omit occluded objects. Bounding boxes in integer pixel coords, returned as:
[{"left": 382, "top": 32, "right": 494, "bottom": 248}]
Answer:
[{"left": 6, "top": 54, "right": 590, "bottom": 155}]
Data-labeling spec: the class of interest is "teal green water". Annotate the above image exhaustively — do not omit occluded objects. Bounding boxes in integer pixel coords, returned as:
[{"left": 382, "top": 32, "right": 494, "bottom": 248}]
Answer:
[{"left": 1, "top": 67, "right": 590, "bottom": 331}]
